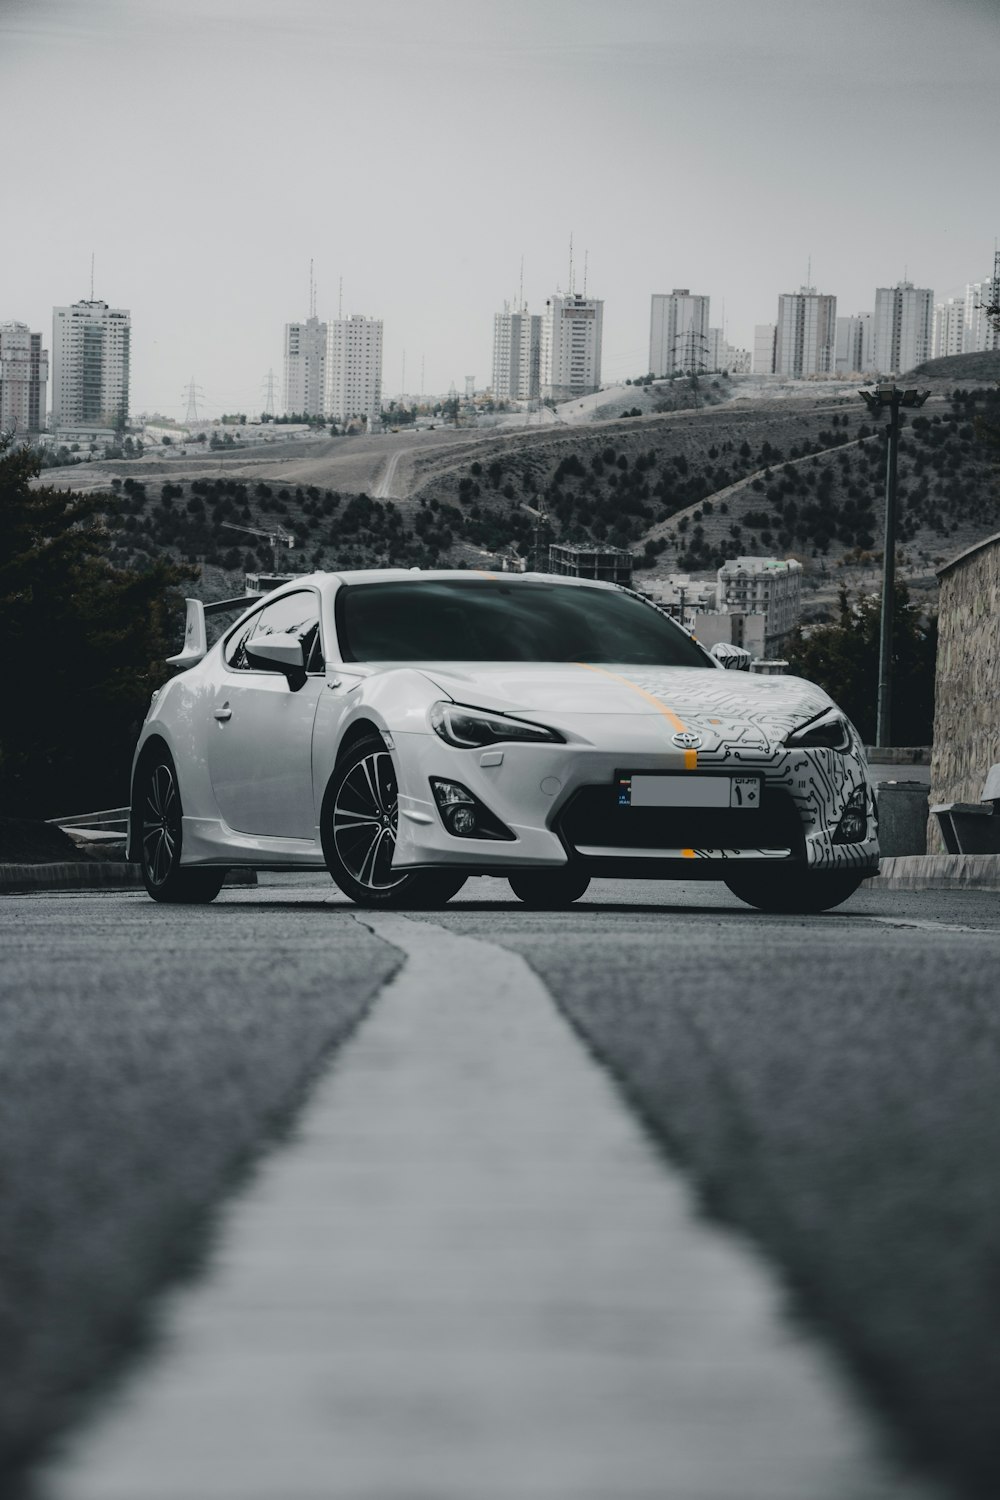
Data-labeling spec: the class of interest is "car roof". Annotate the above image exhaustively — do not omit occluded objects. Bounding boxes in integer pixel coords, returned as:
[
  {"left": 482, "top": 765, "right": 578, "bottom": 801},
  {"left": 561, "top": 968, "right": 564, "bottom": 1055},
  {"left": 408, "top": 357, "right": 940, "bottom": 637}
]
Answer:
[{"left": 309, "top": 568, "right": 623, "bottom": 591}]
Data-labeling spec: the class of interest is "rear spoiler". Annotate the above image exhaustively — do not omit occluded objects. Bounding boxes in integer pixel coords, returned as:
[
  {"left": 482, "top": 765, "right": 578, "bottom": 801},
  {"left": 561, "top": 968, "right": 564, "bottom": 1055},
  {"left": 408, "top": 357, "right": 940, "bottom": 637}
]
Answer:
[{"left": 167, "top": 595, "right": 258, "bottom": 668}]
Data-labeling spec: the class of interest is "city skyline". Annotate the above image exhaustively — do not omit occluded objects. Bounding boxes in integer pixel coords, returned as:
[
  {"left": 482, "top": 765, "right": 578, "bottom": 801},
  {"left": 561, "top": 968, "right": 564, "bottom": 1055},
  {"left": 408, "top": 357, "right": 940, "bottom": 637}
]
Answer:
[{"left": 3, "top": 0, "right": 998, "bottom": 419}]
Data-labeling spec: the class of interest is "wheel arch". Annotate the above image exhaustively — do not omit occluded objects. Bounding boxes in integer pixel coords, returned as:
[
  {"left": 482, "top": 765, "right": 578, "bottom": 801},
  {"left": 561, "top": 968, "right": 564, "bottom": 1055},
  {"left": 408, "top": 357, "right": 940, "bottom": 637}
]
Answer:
[
  {"left": 335, "top": 716, "right": 385, "bottom": 764},
  {"left": 127, "top": 733, "right": 174, "bottom": 862}
]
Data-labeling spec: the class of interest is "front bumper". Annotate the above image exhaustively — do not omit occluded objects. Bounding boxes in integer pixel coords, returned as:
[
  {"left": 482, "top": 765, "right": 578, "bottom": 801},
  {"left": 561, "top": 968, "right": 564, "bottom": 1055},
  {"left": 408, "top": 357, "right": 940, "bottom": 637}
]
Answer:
[{"left": 389, "top": 728, "right": 879, "bottom": 877}]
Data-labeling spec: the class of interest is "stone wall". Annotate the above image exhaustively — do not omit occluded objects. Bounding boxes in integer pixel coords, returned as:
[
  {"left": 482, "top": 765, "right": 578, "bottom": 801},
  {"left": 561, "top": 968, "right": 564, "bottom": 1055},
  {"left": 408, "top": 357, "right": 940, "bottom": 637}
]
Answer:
[{"left": 928, "top": 532, "right": 1000, "bottom": 853}]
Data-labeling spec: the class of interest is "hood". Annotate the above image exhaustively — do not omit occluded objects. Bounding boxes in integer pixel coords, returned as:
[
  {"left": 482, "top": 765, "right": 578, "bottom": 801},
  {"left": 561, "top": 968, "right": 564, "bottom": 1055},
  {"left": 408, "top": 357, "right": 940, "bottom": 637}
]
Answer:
[{"left": 418, "top": 662, "right": 835, "bottom": 747}]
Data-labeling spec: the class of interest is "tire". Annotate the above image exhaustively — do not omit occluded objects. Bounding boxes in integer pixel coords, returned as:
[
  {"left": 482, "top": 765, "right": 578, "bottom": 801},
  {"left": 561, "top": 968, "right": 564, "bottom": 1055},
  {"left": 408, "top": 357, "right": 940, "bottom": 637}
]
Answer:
[
  {"left": 322, "top": 736, "right": 466, "bottom": 909},
  {"left": 137, "top": 754, "right": 227, "bottom": 904},
  {"left": 723, "top": 865, "right": 866, "bottom": 914},
  {"left": 508, "top": 867, "right": 591, "bottom": 909}
]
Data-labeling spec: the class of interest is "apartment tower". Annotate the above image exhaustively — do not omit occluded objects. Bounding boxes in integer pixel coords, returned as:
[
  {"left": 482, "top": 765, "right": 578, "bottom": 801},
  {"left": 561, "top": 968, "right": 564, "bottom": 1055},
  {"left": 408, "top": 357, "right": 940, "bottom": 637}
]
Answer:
[
  {"left": 649, "top": 290, "right": 710, "bottom": 376},
  {"left": 872, "top": 282, "right": 933, "bottom": 375},
  {"left": 753, "top": 324, "right": 776, "bottom": 374},
  {"left": 835, "top": 313, "right": 875, "bottom": 375},
  {"left": 963, "top": 272, "right": 1000, "bottom": 354},
  {"left": 283, "top": 315, "right": 328, "bottom": 417},
  {"left": 540, "top": 293, "right": 603, "bottom": 402},
  {"left": 932, "top": 297, "right": 966, "bottom": 359},
  {"left": 492, "top": 304, "right": 541, "bottom": 401},
  {"left": 774, "top": 288, "right": 837, "bottom": 377},
  {"left": 51, "top": 299, "right": 130, "bottom": 431},
  {"left": 0, "top": 322, "right": 48, "bottom": 433},
  {"left": 325, "top": 314, "right": 383, "bottom": 427}
]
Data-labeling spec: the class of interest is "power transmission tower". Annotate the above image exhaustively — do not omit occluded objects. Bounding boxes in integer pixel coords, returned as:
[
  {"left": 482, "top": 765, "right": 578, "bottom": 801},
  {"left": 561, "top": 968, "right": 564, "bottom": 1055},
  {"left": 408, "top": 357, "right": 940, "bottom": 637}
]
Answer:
[
  {"left": 674, "top": 326, "right": 708, "bottom": 376},
  {"left": 261, "top": 369, "right": 279, "bottom": 416},
  {"left": 183, "top": 378, "right": 204, "bottom": 424}
]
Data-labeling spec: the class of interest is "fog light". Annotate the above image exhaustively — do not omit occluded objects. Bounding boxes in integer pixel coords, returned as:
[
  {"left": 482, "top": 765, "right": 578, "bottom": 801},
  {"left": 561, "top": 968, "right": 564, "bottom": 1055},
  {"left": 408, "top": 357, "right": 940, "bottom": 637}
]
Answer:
[
  {"left": 448, "top": 805, "right": 478, "bottom": 836},
  {"left": 833, "top": 785, "right": 868, "bottom": 845},
  {"left": 429, "top": 778, "right": 515, "bottom": 841}
]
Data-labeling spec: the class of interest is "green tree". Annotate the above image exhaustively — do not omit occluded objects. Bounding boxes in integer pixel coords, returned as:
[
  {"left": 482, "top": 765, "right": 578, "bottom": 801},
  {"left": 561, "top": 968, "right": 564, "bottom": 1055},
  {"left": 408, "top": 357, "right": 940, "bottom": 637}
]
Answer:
[
  {"left": 0, "top": 437, "right": 195, "bottom": 816},
  {"left": 785, "top": 585, "right": 937, "bottom": 745}
]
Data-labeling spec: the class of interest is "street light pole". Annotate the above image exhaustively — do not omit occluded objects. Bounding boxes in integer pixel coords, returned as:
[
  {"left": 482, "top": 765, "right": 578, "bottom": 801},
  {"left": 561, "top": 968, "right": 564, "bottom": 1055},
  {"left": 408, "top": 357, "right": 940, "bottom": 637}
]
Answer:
[{"left": 858, "top": 383, "right": 930, "bottom": 748}]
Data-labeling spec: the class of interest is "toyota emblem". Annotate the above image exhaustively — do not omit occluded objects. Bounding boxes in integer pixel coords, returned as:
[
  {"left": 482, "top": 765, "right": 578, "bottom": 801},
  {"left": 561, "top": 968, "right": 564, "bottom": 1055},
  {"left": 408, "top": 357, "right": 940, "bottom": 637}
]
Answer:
[{"left": 672, "top": 731, "right": 703, "bottom": 750}]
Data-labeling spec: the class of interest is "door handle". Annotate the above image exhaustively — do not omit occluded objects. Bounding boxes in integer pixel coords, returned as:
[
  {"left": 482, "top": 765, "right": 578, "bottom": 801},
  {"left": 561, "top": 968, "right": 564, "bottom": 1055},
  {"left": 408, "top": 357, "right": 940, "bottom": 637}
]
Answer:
[{"left": 214, "top": 705, "right": 232, "bottom": 721}]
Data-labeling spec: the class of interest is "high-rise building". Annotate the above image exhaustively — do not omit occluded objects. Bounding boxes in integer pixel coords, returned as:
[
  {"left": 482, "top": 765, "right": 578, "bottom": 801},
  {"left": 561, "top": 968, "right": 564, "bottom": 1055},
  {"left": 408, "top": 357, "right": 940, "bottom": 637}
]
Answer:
[
  {"left": 0, "top": 321, "right": 48, "bottom": 434},
  {"left": 492, "top": 304, "right": 541, "bottom": 401},
  {"left": 649, "top": 290, "right": 710, "bottom": 376},
  {"left": 753, "top": 324, "right": 776, "bottom": 374},
  {"left": 706, "top": 327, "right": 750, "bottom": 373},
  {"left": 932, "top": 296, "right": 966, "bottom": 359},
  {"left": 963, "top": 273, "right": 1000, "bottom": 353},
  {"left": 774, "top": 287, "right": 837, "bottom": 377},
  {"left": 540, "top": 293, "right": 603, "bottom": 402},
  {"left": 51, "top": 299, "right": 130, "bottom": 431},
  {"left": 835, "top": 313, "right": 875, "bottom": 375},
  {"left": 325, "top": 314, "right": 383, "bottom": 426},
  {"left": 283, "top": 315, "right": 327, "bottom": 417},
  {"left": 872, "top": 281, "right": 933, "bottom": 375}
]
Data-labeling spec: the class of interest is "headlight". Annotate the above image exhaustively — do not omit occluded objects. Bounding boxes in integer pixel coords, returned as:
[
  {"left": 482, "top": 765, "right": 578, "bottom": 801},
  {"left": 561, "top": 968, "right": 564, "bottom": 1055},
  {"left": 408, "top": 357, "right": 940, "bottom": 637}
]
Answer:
[
  {"left": 430, "top": 701, "right": 564, "bottom": 748},
  {"left": 784, "top": 707, "right": 852, "bottom": 752}
]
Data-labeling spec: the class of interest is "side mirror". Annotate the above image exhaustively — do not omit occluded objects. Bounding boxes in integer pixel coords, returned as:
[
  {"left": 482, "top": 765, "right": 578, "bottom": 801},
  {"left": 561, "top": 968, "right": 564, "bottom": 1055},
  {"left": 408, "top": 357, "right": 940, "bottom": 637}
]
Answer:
[
  {"left": 710, "top": 642, "right": 752, "bottom": 671},
  {"left": 246, "top": 632, "right": 307, "bottom": 689}
]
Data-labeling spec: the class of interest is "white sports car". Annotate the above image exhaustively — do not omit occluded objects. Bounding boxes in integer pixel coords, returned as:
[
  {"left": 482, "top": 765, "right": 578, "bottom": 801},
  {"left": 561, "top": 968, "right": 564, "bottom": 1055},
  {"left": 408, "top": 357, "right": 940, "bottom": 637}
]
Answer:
[{"left": 128, "top": 569, "right": 879, "bottom": 912}]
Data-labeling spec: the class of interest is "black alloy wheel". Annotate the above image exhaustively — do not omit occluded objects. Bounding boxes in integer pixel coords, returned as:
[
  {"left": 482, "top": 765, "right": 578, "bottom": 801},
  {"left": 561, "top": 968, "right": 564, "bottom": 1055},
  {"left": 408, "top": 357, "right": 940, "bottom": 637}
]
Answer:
[
  {"left": 723, "top": 865, "right": 866, "bottom": 914},
  {"left": 322, "top": 736, "right": 466, "bottom": 908},
  {"left": 138, "top": 755, "right": 226, "bottom": 904},
  {"left": 508, "top": 867, "right": 591, "bottom": 908}
]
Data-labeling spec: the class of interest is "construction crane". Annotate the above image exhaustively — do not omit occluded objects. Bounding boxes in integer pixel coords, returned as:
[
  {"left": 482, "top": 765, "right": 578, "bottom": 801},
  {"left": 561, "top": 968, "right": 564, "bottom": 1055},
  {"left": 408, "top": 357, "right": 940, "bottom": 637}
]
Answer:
[
  {"left": 519, "top": 500, "right": 551, "bottom": 573},
  {"left": 219, "top": 521, "right": 296, "bottom": 574}
]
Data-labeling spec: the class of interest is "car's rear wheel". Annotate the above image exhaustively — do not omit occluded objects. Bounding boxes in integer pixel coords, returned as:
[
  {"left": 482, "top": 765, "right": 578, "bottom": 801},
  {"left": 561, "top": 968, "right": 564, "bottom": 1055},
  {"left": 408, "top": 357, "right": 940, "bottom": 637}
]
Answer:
[
  {"left": 322, "top": 736, "right": 466, "bottom": 908},
  {"left": 723, "top": 865, "right": 866, "bottom": 914},
  {"left": 508, "top": 868, "right": 591, "bottom": 908},
  {"left": 138, "top": 754, "right": 226, "bottom": 904}
]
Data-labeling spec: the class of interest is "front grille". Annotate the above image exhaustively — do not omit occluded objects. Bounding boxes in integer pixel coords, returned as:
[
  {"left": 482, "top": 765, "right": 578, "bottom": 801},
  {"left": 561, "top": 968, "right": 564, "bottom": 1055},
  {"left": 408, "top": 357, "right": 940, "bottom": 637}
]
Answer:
[{"left": 557, "top": 783, "right": 804, "bottom": 855}]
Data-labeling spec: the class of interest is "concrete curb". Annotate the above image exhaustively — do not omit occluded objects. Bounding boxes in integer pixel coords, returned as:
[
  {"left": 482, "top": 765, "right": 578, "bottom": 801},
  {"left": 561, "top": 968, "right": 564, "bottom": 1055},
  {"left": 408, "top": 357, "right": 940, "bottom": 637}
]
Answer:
[
  {"left": 0, "top": 863, "right": 257, "bottom": 894},
  {"left": 866, "top": 853, "right": 1000, "bottom": 892},
  {"left": 0, "top": 861, "right": 144, "bottom": 893}
]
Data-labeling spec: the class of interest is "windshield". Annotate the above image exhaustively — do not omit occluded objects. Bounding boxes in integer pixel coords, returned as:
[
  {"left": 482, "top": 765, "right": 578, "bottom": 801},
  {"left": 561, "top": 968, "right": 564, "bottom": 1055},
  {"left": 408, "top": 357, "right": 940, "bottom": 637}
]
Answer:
[{"left": 336, "top": 579, "right": 712, "bottom": 667}]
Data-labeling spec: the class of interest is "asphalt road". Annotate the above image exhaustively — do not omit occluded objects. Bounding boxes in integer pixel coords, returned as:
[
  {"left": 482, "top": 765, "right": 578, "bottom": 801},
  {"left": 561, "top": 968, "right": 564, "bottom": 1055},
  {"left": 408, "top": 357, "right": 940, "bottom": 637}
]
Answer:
[{"left": 2, "top": 877, "right": 999, "bottom": 1498}]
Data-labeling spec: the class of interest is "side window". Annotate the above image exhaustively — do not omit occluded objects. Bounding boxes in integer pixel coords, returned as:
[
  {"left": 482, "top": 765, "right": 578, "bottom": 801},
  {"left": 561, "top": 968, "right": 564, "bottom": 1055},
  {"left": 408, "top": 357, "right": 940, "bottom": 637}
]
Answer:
[
  {"left": 225, "top": 591, "right": 323, "bottom": 674},
  {"left": 225, "top": 611, "right": 263, "bottom": 672}
]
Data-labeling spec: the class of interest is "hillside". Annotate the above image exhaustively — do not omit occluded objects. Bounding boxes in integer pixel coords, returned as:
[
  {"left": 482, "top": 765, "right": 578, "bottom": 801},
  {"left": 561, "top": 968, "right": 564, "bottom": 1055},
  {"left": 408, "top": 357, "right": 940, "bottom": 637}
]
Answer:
[
  {"left": 36, "top": 374, "right": 1000, "bottom": 612},
  {"left": 909, "top": 351, "right": 1000, "bottom": 382},
  {"left": 405, "top": 384, "right": 1000, "bottom": 610}
]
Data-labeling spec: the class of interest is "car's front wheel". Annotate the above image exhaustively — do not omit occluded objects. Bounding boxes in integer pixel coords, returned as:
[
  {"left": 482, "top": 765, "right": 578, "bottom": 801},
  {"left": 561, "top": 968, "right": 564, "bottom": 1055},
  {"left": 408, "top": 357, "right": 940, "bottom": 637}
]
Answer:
[
  {"left": 723, "top": 865, "right": 866, "bottom": 914},
  {"left": 322, "top": 736, "right": 466, "bottom": 908},
  {"left": 137, "top": 754, "right": 227, "bottom": 904},
  {"left": 508, "top": 867, "right": 591, "bottom": 908}
]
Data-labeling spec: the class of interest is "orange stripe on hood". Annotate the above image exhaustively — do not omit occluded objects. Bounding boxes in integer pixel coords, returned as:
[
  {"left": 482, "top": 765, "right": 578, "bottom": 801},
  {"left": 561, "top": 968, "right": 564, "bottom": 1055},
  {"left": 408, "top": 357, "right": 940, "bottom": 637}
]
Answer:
[{"left": 574, "top": 662, "right": 698, "bottom": 768}]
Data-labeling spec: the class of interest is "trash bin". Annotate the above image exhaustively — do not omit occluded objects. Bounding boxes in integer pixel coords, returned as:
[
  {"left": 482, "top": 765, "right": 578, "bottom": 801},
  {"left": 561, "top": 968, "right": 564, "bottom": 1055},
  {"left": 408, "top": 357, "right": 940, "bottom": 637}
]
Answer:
[{"left": 875, "top": 780, "right": 929, "bottom": 856}]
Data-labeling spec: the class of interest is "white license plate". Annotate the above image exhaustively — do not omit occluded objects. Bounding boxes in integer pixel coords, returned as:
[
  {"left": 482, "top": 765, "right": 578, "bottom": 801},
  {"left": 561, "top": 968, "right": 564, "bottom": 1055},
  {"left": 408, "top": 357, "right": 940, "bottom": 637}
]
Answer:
[{"left": 618, "top": 775, "right": 761, "bottom": 810}]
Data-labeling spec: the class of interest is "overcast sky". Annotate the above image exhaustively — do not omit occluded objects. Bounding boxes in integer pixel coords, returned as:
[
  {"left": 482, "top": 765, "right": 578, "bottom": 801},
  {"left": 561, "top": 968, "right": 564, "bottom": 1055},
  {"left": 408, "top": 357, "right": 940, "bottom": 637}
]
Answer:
[{"left": 3, "top": 0, "right": 998, "bottom": 418}]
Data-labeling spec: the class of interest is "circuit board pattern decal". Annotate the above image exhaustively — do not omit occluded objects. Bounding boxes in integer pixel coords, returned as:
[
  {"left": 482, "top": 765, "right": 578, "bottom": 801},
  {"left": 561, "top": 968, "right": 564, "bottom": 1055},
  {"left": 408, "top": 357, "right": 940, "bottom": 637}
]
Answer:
[{"left": 597, "top": 666, "right": 878, "bottom": 869}]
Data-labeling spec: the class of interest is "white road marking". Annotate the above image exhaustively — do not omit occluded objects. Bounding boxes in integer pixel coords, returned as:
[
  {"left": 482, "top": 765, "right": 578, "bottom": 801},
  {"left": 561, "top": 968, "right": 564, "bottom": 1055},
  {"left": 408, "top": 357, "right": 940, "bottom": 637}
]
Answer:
[{"left": 42, "top": 912, "right": 940, "bottom": 1500}]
